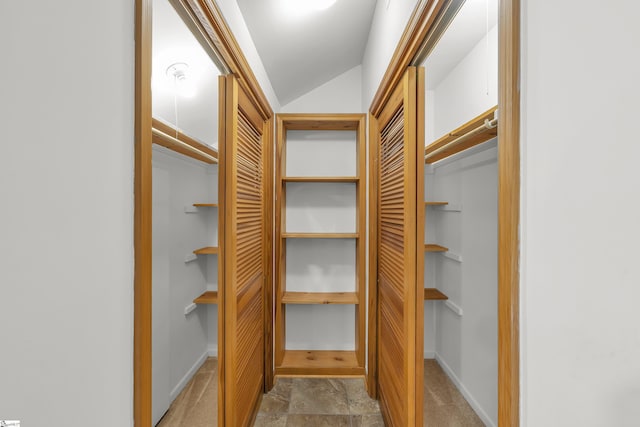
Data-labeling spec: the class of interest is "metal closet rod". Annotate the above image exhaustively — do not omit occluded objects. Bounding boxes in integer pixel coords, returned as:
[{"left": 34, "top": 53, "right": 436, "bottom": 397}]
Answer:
[
  {"left": 425, "top": 117, "right": 498, "bottom": 163},
  {"left": 152, "top": 127, "right": 218, "bottom": 164}
]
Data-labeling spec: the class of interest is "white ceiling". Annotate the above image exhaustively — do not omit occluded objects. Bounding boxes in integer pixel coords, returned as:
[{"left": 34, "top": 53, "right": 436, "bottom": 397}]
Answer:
[{"left": 236, "top": 0, "right": 377, "bottom": 106}]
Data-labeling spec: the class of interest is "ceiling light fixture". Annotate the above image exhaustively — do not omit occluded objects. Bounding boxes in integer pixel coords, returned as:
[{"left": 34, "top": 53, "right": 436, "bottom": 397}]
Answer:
[{"left": 165, "top": 62, "right": 196, "bottom": 98}]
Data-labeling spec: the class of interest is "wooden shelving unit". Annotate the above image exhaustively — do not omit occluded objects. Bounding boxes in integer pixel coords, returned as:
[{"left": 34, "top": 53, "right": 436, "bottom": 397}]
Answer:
[
  {"left": 193, "top": 291, "right": 218, "bottom": 304},
  {"left": 425, "top": 244, "right": 448, "bottom": 252},
  {"left": 193, "top": 246, "right": 218, "bottom": 255},
  {"left": 274, "top": 113, "right": 366, "bottom": 377},
  {"left": 424, "top": 288, "right": 448, "bottom": 300}
]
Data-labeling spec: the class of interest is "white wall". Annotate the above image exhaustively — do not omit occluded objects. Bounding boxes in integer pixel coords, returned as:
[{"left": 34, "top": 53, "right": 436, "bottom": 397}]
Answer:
[
  {"left": 521, "top": 0, "right": 640, "bottom": 426},
  {"left": 361, "top": 0, "right": 420, "bottom": 108},
  {"left": 0, "top": 1, "right": 134, "bottom": 426},
  {"left": 428, "top": 25, "right": 498, "bottom": 141},
  {"left": 215, "top": 0, "right": 281, "bottom": 111},
  {"left": 281, "top": 65, "right": 363, "bottom": 113}
]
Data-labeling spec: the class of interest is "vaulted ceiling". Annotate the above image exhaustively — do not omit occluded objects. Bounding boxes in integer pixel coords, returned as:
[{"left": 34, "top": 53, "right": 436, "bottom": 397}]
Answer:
[{"left": 236, "top": 0, "right": 377, "bottom": 106}]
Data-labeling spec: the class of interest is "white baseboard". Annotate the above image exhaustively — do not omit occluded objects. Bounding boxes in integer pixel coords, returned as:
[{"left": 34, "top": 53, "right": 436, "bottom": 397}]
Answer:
[
  {"left": 424, "top": 351, "right": 435, "bottom": 359},
  {"left": 434, "top": 353, "right": 497, "bottom": 427},
  {"left": 207, "top": 345, "right": 218, "bottom": 358},
  {"left": 169, "top": 351, "right": 209, "bottom": 401}
]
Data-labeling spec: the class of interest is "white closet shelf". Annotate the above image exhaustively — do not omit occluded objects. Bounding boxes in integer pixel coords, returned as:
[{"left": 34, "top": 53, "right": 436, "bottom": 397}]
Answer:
[
  {"left": 193, "top": 291, "right": 218, "bottom": 304},
  {"left": 276, "top": 350, "right": 364, "bottom": 376},
  {"left": 282, "top": 291, "right": 358, "bottom": 305},
  {"left": 425, "top": 244, "right": 448, "bottom": 252},
  {"left": 282, "top": 232, "right": 358, "bottom": 239},
  {"left": 424, "top": 288, "right": 448, "bottom": 300},
  {"left": 283, "top": 176, "right": 359, "bottom": 183},
  {"left": 193, "top": 246, "right": 219, "bottom": 255}
]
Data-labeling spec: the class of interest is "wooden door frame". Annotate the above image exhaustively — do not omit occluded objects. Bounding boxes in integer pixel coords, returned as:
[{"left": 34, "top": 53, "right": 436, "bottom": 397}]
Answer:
[
  {"left": 367, "top": 0, "right": 521, "bottom": 425},
  {"left": 134, "top": 0, "right": 274, "bottom": 425}
]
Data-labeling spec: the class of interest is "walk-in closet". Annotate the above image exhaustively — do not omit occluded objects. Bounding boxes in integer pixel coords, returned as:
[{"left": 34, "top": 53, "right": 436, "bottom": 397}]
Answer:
[
  {"left": 420, "top": 0, "right": 499, "bottom": 425},
  {"left": 151, "top": 0, "right": 222, "bottom": 424}
]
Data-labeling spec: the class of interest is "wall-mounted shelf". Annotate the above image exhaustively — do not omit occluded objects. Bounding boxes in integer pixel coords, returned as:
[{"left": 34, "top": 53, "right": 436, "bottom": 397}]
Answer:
[
  {"left": 276, "top": 350, "right": 364, "bottom": 376},
  {"left": 425, "top": 244, "right": 448, "bottom": 252},
  {"left": 193, "top": 246, "right": 218, "bottom": 255},
  {"left": 193, "top": 291, "right": 218, "bottom": 304},
  {"left": 282, "top": 232, "right": 359, "bottom": 239},
  {"left": 282, "top": 292, "right": 358, "bottom": 305},
  {"left": 424, "top": 288, "right": 448, "bottom": 300},
  {"left": 193, "top": 203, "right": 218, "bottom": 207},
  {"left": 283, "top": 176, "right": 358, "bottom": 183},
  {"left": 425, "top": 106, "right": 498, "bottom": 164},
  {"left": 425, "top": 201, "right": 448, "bottom": 206},
  {"left": 152, "top": 117, "right": 219, "bottom": 164}
]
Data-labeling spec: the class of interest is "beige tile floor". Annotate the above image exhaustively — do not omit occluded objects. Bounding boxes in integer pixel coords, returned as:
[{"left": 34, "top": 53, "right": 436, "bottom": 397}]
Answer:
[{"left": 155, "top": 357, "right": 485, "bottom": 426}]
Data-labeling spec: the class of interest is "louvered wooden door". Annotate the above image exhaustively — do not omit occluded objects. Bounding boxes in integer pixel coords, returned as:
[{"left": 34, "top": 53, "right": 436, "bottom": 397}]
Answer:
[
  {"left": 374, "top": 67, "right": 424, "bottom": 426},
  {"left": 220, "top": 75, "right": 270, "bottom": 426}
]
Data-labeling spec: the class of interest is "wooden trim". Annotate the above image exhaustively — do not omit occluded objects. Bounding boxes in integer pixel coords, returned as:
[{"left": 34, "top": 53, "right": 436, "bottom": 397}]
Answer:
[
  {"left": 414, "top": 66, "right": 425, "bottom": 427},
  {"left": 369, "top": 0, "right": 447, "bottom": 117},
  {"left": 134, "top": 0, "right": 152, "bottom": 425},
  {"left": 498, "top": 0, "right": 521, "bottom": 425},
  {"left": 263, "top": 116, "right": 275, "bottom": 391},
  {"left": 216, "top": 74, "right": 227, "bottom": 425},
  {"left": 181, "top": 0, "right": 273, "bottom": 118},
  {"left": 278, "top": 113, "right": 364, "bottom": 130},
  {"left": 282, "top": 176, "right": 359, "bottom": 183},
  {"left": 366, "top": 112, "right": 379, "bottom": 399}
]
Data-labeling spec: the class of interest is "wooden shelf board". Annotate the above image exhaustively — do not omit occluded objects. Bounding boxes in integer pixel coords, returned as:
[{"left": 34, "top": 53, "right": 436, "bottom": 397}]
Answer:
[
  {"left": 425, "top": 106, "right": 498, "bottom": 164},
  {"left": 279, "top": 114, "right": 365, "bottom": 131},
  {"left": 283, "top": 176, "right": 359, "bottom": 183},
  {"left": 282, "top": 292, "right": 358, "bottom": 305},
  {"left": 193, "top": 291, "right": 218, "bottom": 304},
  {"left": 424, "top": 288, "right": 448, "bottom": 300},
  {"left": 425, "top": 244, "right": 448, "bottom": 252},
  {"left": 152, "top": 118, "right": 219, "bottom": 164},
  {"left": 425, "top": 201, "right": 448, "bottom": 206},
  {"left": 282, "top": 232, "right": 359, "bottom": 239},
  {"left": 193, "top": 246, "right": 219, "bottom": 255},
  {"left": 193, "top": 203, "right": 218, "bottom": 207},
  {"left": 275, "top": 350, "right": 364, "bottom": 376}
]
